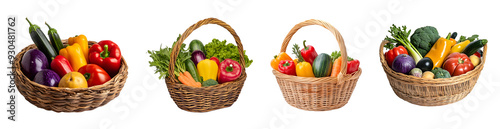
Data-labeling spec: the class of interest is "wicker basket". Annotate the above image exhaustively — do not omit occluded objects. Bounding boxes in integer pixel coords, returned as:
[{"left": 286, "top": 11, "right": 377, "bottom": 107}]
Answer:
[
  {"left": 379, "top": 40, "right": 487, "bottom": 106},
  {"left": 14, "top": 40, "right": 128, "bottom": 112},
  {"left": 273, "top": 19, "right": 362, "bottom": 111},
  {"left": 165, "top": 18, "right": 247, "bottom": 112}
]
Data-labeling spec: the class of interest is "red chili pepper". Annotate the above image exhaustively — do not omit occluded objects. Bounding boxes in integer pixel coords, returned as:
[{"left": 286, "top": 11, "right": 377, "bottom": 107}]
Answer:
[
  {"left": 218, "top": 59, "right": 242, "bottom": 84},
  {"left": 473, "top": 49, "right": 483, "bottom": 57},
  {"left": 347, "top": 59, "right": 360, "bottom": 74},
  {"left": 50, "top": 55, "right": 74, "bottom": 77},
  {"left": 210, "top": 57, "right": 220, "bottom": 67},
  {"left": 278, "top": 60, "right": 296, "bottom": 75},
  {"left": 89, "top": 40, "right": 122, "bottom": 77},
  {"left": 385, "top": 46, "right": 408, "bottom": 67},
  {"left": 78, "top": 64, "right": 111, "bottom": 87},
  {"left": 300, "top": 40, "right": 318, "bottom": 65}
]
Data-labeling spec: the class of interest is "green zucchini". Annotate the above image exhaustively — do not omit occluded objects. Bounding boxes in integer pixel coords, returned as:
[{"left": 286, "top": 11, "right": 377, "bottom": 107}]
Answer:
[
  {"left": 189, "top": 39, "right": 206, "bottom": 54},
  {"left": 462, "top": 39, "right": 487, "bottom": 56},
  {"left": 185, "top": 60, "right": 201, "bottom": 82},
  {"left": 312, "top": 53, "right": 332, "bottom": 77},
  {"left": 26, "top": 18, "right": 57, "bottom": 63},
  {"left": 45, "top": 22, "right": 64, "bottom": 54}
]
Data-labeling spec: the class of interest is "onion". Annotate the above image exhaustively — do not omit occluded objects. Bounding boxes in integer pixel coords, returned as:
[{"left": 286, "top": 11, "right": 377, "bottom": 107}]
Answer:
[{"left": 392, "top": 54, "right": 416, "bottom": 74}]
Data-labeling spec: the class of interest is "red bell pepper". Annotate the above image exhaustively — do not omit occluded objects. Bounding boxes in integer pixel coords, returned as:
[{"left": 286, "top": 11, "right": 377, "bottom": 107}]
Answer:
[
  {"left": 218, "top": 59, "right": 242, "bottom": 84},
  {"left": 78, "top": 64, "right": 111, "bottom": 87},
  {"left": 210, "top": 57, "right": 220, "bottom": 67},
  {"left": 300, "top": 40, "right": 318, "bottom": 65},
  {"left": 385, "top": 46, "right": 408, "bottom": 67},
  {"left": 443, "top": 52, "right": 474, "bottom": 76},
  {"left": 89, "top": 40, "right": 122, "bottom": 77},
  {"left": 347, "top": 59, "right": 360, "bottom": 74},
  {"left": 278, "top": 60, "right": 296, "bottom": 76},
  {"left": 50, "top": 55, "right": 74, "bottom": 77}
]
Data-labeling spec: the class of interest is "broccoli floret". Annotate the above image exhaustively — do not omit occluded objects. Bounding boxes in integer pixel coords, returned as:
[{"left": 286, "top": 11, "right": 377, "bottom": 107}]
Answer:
[
  {"left": 202, "top": 79, "right": 218, "bottom": 87},
  {"left": 410, "top": 26, "right": 440, "bottom": 56}
]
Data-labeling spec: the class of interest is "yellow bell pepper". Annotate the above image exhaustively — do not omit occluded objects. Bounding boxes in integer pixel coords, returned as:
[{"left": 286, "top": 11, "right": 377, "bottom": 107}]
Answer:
[
  {"left": 59, "top": 44, "right": 87, "bottom": 71},
  {"left": 58, "top": 72, "right": 88, "bottom": 88},
  {"left": 68, "top": 35, "right": 89, "bottom": 62},
  {"left": 296, "top": 62, "right": 314, "bottom": 77},
  {"left": 197, "top": 59, "right": 218, "bottom": 81},
  {"left": 270, "top": 52, "right": 292, "bottom": 71},
  {"left": 424, "top": 33, "right": 454, "bottom": 68},
  {"left": 450, "top": 40, "right": 471, "bottom": 53}
]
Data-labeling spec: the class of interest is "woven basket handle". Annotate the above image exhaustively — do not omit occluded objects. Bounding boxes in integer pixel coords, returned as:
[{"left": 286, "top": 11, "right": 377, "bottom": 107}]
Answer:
[
  {"left": 168, "top": 18, "right": 246, "bottom": 83},
  {"left": 280, "top": 19, "right": 348, "bottom": 82}
]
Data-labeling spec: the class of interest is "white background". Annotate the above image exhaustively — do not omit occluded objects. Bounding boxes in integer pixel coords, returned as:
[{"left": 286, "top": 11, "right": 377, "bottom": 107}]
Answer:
[{"left": 2, "top": 0, "right": 500, "bottom": 129}]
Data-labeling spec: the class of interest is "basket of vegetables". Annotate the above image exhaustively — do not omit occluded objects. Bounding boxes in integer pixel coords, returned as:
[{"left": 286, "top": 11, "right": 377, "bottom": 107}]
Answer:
[
  {"left": 380, "top": 25, "right": 487, "bottom": 106},
  {"left": 14, "top": 18, "right": 128, "bottom": 112},
  {"left": 272, "top": 19, "right": 362, "bottom": 111},
  {"left": 148, "top": 18, "right": 252, "bottom": 112}
]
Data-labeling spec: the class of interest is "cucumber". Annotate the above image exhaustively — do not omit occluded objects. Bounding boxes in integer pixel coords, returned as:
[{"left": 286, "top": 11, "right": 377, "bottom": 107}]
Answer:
[
  {"left": 462, "top": 39, "right": 487, "bottom": 56},
  {"left": 189, "top": 39, "right": 206, "bottom": 54},
  {"left": 185, "top": 60, "right": 201, "bottom": 82},
  {"left": 26, "top": 18, "right": 57, "bottom": 63},
  {"left": 312, "top": 53, "right": 332, "bottom": 77},
  {"left": 45, "top": 22, "right": 64, "bottom": 54}
]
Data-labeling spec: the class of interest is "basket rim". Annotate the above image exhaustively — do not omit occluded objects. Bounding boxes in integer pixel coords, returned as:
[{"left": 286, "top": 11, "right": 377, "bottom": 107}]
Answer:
[
  {"left": 272, "top": 68, "right": 362, "bottom": 84},
  {"left": 14, "top": 42, "right": 128, "bottom": 92},
  {"left": 378, "top": 40, "right": 487, "bottom": 85}
]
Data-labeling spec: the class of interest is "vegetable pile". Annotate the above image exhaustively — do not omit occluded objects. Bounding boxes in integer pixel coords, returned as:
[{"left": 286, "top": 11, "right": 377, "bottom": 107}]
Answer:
[
  {"left": 22, "top": 18, "right": 122, "bottom": 88},
  {"left": 148, "top": 35, "right": 252, "bottom": 87},
  {"left": 384, "top": 24, "right": 486, "bottom": 79},
  {"left": 271, "top": 40, "right": 360, "bottom": 78}
]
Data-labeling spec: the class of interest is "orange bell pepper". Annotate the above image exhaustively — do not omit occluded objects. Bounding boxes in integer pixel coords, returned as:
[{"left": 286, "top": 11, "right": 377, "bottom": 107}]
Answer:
[
  {"left": 68, "top": 35, "right": 89, "bottom": 62},
  {"left": 270, "top": 52, "right": 292, "bottom": 70}
]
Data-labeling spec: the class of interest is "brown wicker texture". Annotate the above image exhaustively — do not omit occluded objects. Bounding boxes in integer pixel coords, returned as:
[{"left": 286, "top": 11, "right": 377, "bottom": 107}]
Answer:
[
  {"left": 165, "top": 18, "right": 247, "bottom": 112},
  {"left": 379, "top": 40, "right": 487, "bottom": 106},
  {"left": 14, "top": 40, "right": 128, "bottom": 112},
  {"left": 273, "top": 19, "right": 362, "bottom": 111}
]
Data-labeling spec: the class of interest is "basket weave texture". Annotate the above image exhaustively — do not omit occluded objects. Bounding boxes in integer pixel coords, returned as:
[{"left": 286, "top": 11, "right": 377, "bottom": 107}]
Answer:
[
  {"left": 14, "top": 40, "right": 128, "bottom": 112},
  {"left": 273, "top": 19, "right": 362, "bottom": 111},
  {"left": 165, "top": 18, "right": 247, "bottom": 112},
  {"left": 379, "top": 40, "right": 487, "bottom": 106}
]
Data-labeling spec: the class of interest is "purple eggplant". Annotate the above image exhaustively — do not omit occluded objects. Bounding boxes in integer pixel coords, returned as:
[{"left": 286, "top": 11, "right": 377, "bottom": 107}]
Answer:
[
  {"left": 33, "top": 69, "right": 60, "bottom": 87},
  {"left": 21, "top": 49, "right": 49, "bottom": 80},
  {"left": 191, "top": 50, "right": 206, "bottom": 65}
]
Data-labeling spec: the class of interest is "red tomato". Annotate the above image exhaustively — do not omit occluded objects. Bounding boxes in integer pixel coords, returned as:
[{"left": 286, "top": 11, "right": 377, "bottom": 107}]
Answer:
[{"left": 442, "top": 52, "right": 474, "bottom": 76}]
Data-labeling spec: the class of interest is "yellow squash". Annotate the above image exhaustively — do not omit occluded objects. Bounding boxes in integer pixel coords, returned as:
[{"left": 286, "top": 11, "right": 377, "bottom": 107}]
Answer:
[
  {"left": 424, "top": 33, "right": 454, "bottom": 68},
  {"left": 450, "top": 40, "right": 471, "bottom": 53}
]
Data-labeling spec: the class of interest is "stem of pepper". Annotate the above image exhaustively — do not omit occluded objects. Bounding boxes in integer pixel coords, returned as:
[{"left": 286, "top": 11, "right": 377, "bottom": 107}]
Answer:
[
  {"left": 83, "top": 73, "right": 91, "bottom": 80},
  {"left": 283, "top": 61, "right": 290, "bottom": 67},
  {"left": 100, "top": 45, "right": 109, "bottom": 59},
  {"left": 302, "top": 40, "right": 309, "bottom": 50},
  {"left": 226, "top": 64, "right": 234, "bottom": 72}
]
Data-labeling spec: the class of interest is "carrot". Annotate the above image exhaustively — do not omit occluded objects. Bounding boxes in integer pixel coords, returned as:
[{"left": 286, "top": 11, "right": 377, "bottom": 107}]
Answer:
[
  {"left": 180, "top": 71, "right": 200, "bottom": 87},
  {"left": 331, "top": 56, "right": 342, "bottom": 77},
  {"left": 177, "top": 72, "right": 193, "bottom": 86}
]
